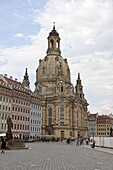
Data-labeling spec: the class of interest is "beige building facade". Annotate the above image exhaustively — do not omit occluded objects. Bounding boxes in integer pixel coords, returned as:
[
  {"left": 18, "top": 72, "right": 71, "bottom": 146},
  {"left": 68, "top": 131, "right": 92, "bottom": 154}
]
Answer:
[
  {"left": 35, "top": 24, "right": 89, "bottom": 139},
  {"left": 0, "top": 69, "right": 43, "bottom": 140},
  {"left": 96, "top": 115, "right": 113, "bottom": 137}
]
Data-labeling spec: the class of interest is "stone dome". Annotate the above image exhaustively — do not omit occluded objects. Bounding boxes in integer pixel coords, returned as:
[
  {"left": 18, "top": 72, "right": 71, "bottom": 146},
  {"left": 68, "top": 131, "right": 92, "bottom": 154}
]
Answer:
[
  {"left": 37, "top": 55, "right": 71, "bottom": 83},
  {"left": 35, "top": 24, "right": 73, "bottom": 95}
]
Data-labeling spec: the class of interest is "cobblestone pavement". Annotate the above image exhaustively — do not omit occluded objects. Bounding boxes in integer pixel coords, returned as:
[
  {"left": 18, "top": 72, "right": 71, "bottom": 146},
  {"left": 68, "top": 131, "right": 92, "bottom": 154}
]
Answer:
[{"left": 0, "top": 141, "right": 113, "bottom": 170}]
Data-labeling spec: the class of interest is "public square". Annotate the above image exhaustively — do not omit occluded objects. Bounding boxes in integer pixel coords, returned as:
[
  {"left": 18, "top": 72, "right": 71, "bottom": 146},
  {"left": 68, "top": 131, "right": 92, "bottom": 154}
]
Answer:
[{"left": 0, "top": 141, "right": 113, "bottom": 170}]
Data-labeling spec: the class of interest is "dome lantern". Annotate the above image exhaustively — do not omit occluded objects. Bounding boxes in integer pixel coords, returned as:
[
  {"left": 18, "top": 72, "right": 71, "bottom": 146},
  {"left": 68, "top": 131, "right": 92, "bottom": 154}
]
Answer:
[{"left": 46, "top": 22, "right": 61, "bottom": 55}]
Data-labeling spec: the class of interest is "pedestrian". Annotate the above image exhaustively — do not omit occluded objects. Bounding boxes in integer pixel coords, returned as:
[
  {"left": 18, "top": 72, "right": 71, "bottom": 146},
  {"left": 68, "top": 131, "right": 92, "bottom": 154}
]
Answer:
[
  {"left": 66, "top": 138, "right": 70, "bottom": 144},
  {"left": 1, "top": 137, "right": 6, "bottom": 153},
  {"left": 86, "top": 139, "right": 89, "bottom": 145},
  {"left": 76, "top": 138, "right": 79, "bottom": 146},
  {"left": 93, "top": 139, "right": 96, "bottom": 148},
  {"left": 90, "top": 139, "right": 93, "bottom": 148}
]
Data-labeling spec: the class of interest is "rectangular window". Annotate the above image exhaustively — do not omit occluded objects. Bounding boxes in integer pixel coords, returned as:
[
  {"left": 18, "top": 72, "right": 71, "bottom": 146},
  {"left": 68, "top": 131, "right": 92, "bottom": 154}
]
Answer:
[
  {"left": 2, "top": 123, "right": 3, "bottom": 129},
  {"left": 2, "top": 114, "right": 4, "bottom": 119},
  {"left": 12, "top": 115, "right": 14, "bottom": 119},
  {"left": 14, "top": 124, "right": 16, "bottom": 129},
  {"left": 3, "top": 105, "right": 5, "bottom": 110},
  {"left": 13, "top": 106, "right": 14, "bottom": 111},
  {"left": 15, "top": 107, "right": 17, "bottom": 111},
  {"left": 60, "top": 122, "right": 64, "bottom": 126},
  {"left": 6, "top": 98, "right": 8, "bottom": 102}
]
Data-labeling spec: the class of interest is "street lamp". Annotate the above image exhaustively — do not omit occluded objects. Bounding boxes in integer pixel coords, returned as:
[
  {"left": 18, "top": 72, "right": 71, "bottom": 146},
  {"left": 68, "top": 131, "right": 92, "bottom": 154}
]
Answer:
[{"left": 91, "top": 127, "right": 94, "bottom": 140}]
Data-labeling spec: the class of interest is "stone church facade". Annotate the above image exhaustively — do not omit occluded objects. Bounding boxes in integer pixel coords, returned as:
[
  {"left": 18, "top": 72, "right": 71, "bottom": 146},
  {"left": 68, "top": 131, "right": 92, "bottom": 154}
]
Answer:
[{"left": 35, "top": 24, "right": 89, "bottom": 139}]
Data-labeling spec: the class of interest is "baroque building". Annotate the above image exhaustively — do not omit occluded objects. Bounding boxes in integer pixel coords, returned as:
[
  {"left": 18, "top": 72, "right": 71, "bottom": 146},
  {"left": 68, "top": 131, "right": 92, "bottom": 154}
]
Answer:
[
  {"left": 0, "top": 69, "right": 43, "bottom": 140},
  {"left": 35, "top": 24, "right": 89, "bottom": 139}
]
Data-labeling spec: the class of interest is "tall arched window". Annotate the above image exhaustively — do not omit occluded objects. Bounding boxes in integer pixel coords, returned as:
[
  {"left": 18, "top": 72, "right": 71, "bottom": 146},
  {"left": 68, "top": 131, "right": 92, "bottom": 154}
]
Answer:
[
  {"left": 50, "top": 39, "right": 54, "bottom": 48},
  {"left": 61, "top": 85, "right": 63, "bottom": 92},
  {"left": 60, "top": 107, "right": 64, "bottom": 116},
  {"left": 56, "top": 40, "right": 59, "bottom": 48},
  {"left": 60, "top": 107, "right": 64, "bottom": 126},
  {"left": 48, "top": 108, "right": 52, "bottom": 125}
]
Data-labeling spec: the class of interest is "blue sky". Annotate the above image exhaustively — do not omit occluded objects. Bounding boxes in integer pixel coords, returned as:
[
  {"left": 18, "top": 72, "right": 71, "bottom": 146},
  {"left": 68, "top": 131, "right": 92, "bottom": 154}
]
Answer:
[
  {"left": 0, "top": 0, "right": 46, "bottom": 46},
  {"left": 0, "top": 0, "right": 113, "bottom": 115}
]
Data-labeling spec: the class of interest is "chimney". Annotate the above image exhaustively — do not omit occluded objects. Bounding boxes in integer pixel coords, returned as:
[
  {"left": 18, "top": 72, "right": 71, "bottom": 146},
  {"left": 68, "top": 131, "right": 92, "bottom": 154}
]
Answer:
[
  {"left": 10, "top": 76, "right": 13, "bottom": 79},
  {"left": 4, "top": 74, "right": 7, "bottom": 77},
  {"left": 15, "top": 78, "right": 18, "bottom": 81}
]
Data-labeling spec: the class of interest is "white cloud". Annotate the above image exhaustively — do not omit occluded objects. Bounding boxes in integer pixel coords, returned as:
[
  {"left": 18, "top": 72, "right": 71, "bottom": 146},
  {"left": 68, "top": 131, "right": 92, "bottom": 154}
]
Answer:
[
  {"left": 14, "top": 33, "right": 24, "bottom": 38},
  {"left": 0, "top": 0, "right": 113, "bottom": 115}
]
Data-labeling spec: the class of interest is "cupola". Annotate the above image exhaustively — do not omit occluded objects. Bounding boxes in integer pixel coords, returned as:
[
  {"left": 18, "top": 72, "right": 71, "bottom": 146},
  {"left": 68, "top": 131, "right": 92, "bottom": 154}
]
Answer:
[{"left": 46, "top": 22, "right": 61, "bottom": 55}]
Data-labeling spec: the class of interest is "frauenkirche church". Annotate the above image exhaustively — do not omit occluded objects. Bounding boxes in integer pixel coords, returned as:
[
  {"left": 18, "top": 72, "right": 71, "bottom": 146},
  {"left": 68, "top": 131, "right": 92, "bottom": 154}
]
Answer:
[{"left": 35, "top": 24, "right": 89, "bottom": 139}]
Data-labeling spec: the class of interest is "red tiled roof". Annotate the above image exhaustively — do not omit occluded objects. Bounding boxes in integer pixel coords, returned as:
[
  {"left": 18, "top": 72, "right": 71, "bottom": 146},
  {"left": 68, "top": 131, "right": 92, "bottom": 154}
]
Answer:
[
  {"left": 96, "top": 115, "right": 113, "bottom": 124},
  {"left": 88, "top": 113, "right": 98, "bottom": 121}
]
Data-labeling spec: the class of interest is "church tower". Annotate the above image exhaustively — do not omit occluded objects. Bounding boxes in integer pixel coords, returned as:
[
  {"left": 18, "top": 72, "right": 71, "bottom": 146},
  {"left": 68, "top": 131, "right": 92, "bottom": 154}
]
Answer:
[
  {"left": 75, "top": 73, "right": 84, "bottom": 99},
  {"left": 22, "top": 68, "right": 30, "bottom": 88},
  {"left": 35, "top": 24, "right": 89, "bottom": 139}
]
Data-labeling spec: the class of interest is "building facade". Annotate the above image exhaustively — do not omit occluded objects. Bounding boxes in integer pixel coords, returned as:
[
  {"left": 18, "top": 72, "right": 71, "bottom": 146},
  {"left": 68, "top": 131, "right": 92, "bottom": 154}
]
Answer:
[
  {"left": 0, "top": 74, "right": 12, "bottom": 134},
  {"left": 0, "top": 69, "right": 43, "bottom": 140},
  {"left": 30, "top": 93, "right": 43, "bottom": 140},
  {"left": 35, "top": 24, "right": 89, "bottom": 139},
  {"left": 96, "top": 115, "right": 113, "bottom": 137},
  {"left": 88, "top": 113, "right": 98, "bottom": 138}
]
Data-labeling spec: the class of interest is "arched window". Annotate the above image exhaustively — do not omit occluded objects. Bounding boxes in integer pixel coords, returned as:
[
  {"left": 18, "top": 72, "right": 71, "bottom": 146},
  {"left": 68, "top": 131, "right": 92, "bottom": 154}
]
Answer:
[
  {"left": 50, "top": 39, "right": 54, "bottom": 48},
  {"left": 48, "top": 108, "right": 52, "bottom": 116},
  {"left": 56, "top": 40, "right": 59, "bottom": 48},
  {"left": 61, "top": 85, "right": 63, "bottom": 92},
  {"left": 60, "top": 107, "right": 64, "bottom": 126},
  {"left": 48, "top": 108, "right": 52, "bottom": 125},
  {"left": 60, "top": 107, "right": 64, "bottom": 116}
]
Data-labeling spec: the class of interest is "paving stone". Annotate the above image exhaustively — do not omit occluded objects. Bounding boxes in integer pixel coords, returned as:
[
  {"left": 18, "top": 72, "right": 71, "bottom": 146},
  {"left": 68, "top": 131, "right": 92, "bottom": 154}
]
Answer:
[{"left": 0, "top": 142, "right": 113, "bottom": 170}]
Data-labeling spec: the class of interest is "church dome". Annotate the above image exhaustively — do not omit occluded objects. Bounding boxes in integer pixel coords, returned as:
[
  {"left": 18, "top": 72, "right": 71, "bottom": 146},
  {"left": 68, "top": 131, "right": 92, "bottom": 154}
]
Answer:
[
  {"left": 35, "top": 24, "right": 72, "bottom": 95},
  {"left": 37, "top": 55, "right": 70, "bottom": 82},
  {"left": 36, "top": 23, "right": 71, "bottom": 83}
]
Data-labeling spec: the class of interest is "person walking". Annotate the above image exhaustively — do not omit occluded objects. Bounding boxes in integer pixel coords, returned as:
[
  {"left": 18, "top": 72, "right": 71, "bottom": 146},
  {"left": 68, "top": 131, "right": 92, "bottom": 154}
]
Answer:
[{"left": 1, "top": 137, "right": 6, "bottom": 153}]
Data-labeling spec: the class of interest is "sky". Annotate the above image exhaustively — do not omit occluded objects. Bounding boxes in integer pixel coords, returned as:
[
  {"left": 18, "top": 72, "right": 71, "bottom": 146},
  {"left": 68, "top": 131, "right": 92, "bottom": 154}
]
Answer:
[{"left": 0, "top": 0, "right": 113, "bottom": 115}]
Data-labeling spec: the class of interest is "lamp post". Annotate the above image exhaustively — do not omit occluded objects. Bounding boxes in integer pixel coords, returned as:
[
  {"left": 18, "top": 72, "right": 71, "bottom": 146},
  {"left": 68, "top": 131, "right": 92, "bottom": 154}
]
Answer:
[{"left": 91, "top": 127, "right": 94, "bottom": 140}]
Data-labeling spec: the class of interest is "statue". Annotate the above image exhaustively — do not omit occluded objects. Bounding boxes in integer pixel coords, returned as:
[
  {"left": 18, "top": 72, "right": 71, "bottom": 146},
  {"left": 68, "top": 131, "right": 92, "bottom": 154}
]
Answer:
[
  {"left": 6, "top": 116, "right": 13, "bottom": 140},
  {"left": 7, "top": 116, "right": 13, "bottom": 133}
]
